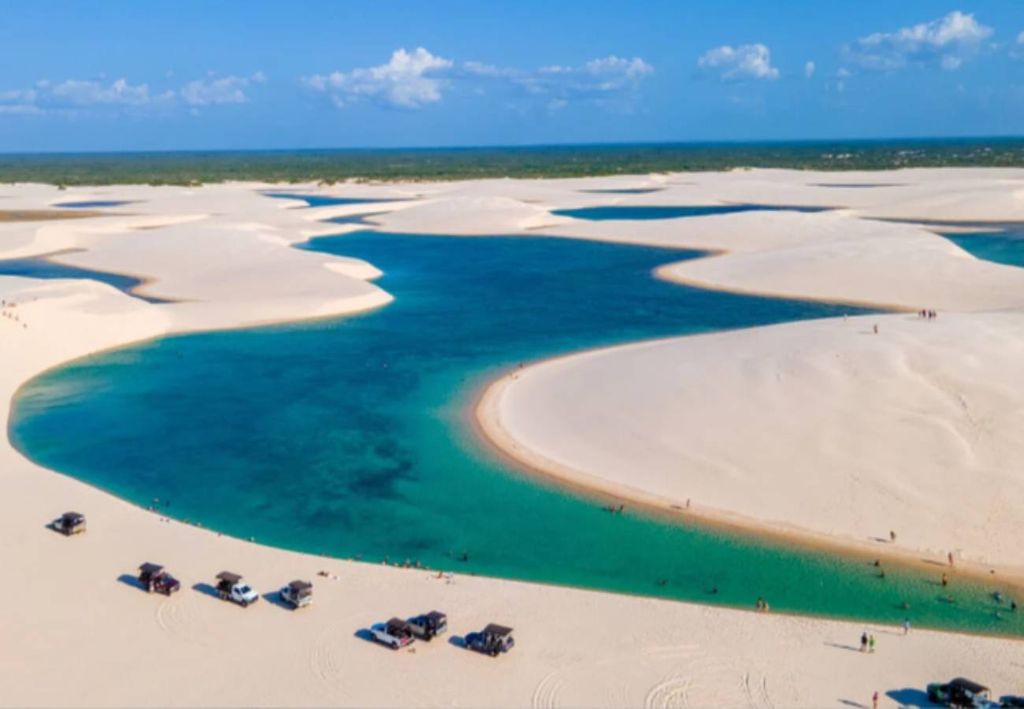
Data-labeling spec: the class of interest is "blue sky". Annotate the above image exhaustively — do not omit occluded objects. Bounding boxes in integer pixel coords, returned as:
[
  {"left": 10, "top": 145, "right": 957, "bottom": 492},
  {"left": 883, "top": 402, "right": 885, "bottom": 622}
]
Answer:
[{"left": 1, "top": 1, "right": 1023, "bottom": 151}]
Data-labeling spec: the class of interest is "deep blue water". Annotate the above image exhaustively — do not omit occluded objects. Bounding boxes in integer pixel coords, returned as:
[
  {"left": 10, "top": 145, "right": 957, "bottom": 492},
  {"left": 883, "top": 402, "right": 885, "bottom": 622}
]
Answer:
[
  {"left": 0, "top": 256, "right": 170, "bottom": 304},
  {"left": 10, "top": 231, "right": 1022, "bottom": 635},
  {"left": 267, "top": 193, "right": 395, "bottom": 225},
  {"left": 55, "top": 200, "right": 132, "bottom": 208},
  {"left": 942, "top": 226, "right": 1024, "bottom": 269},
  {"left": 552, "top": 204, "right": 832, "bottom": 220},
  {"left": 264, "top": 193, "right": 396, "bottom": 208}
]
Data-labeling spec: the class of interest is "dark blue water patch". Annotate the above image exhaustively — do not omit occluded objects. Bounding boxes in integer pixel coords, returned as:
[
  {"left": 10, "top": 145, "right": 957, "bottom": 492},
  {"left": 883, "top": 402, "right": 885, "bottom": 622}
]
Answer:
[
  {"left": 942, "top": 227, "right": 1024, "bottom": 269},
  {"left": 326, "top": 211, "right": 390, "bottom": 226},
  {"left": 552, "top": 204, "right": 832, "bottom": 220},
  {"left": 54, "top": 200, "right": 133, "bottom": 208},
  {"left": 10, "top": 231, "right": 1022, "bottom": 636},
  {"left": 0, "top": 256, "right": 171, "bottom": 304},
  {"left": 264, "top": 193, "right": 399, "bottom": 208}
]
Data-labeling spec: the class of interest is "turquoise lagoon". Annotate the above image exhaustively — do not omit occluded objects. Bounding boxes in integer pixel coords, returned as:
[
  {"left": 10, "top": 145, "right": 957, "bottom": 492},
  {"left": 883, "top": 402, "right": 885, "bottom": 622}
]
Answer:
[
  {"left": 10, "top": 229, "right": 1022, "bottom": 636},
  {"left": 943, "top": 226, "right": 1024, "bottom": 269}
]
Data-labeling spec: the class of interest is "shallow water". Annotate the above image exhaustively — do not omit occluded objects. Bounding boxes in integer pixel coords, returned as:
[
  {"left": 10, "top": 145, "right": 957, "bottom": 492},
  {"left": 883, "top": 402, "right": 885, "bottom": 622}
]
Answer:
[
  {"left": 10, "top": 231, "right": 1022, "bottom": 635},
  {"left": 552, "top": 204, "right": 831, "bottom": 220},
  {"left": 0, "top": 256, "right": 170, "bottom": 303}
]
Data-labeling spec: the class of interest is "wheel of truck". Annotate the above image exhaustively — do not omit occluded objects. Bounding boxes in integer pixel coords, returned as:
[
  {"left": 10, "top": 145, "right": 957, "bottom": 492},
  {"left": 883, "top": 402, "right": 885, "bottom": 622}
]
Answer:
[
  {"left": 241, "top": 599, "right": 249, "bottom": 608},
  {"left": 391, "top": 641, "right": 399, "bottom": 650},
  {"left": 490, "top": 648, "right": 498, "bottom": 657}
]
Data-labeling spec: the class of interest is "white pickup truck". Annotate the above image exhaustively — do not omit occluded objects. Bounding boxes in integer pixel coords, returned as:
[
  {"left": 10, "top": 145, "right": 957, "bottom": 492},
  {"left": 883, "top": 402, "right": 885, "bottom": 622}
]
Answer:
[
  {"left": 370, "top": 618, "right": 415, "bottom": 650},
  {"left": 215, "top": 571, "right": 259, "bottom": 607},
  {"left": 279, "top": 580, "right": 313, "bottom": 609}
]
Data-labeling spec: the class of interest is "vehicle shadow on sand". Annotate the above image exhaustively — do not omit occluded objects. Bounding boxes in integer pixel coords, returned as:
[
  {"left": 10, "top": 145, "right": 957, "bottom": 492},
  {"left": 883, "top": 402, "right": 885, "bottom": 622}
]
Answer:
[
  {"left": 887, "top": 688, "right": 930, "bottom": 706},
  {"left": 191, "top": 582, "right": 222, "bottom": 600},
  {"left": 448, "top": 635, "right": 467, "bottom": 649},
  {"left": 116, "top": 574, "right": 148, "bottom": 592},
  {"left": 261, "top": 591, "right": 294, "bottom": 611}
]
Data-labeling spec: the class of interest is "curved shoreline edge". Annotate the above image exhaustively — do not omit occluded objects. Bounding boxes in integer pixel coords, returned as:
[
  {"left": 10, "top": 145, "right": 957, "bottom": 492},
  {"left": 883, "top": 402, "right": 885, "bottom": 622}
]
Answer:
[
  {"left": 7, "top": 181, "right": 1023, "bottom": 630},
  {"left": 473, "top": 356, "right": 1024, "bottom": 598}
]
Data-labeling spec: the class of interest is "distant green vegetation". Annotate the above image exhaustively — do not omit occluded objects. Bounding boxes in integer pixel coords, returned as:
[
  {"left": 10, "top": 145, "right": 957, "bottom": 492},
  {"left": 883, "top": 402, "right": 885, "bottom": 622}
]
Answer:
[{"left": 2, "top": 139, "right": 1024, "bottom": 186}]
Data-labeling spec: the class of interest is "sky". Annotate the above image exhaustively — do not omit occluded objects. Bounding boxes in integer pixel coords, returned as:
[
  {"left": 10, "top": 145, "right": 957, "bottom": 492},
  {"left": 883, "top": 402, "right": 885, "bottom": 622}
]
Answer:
[{"left": 1, "top": 1, "right": 1023, "bottom": 152}]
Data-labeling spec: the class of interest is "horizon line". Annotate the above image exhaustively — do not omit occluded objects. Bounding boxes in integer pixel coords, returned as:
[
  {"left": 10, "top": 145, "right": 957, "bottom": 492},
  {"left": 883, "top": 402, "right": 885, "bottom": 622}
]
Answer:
[{"left": 3, "top": 134, "right": 1024, "bottom": 158}]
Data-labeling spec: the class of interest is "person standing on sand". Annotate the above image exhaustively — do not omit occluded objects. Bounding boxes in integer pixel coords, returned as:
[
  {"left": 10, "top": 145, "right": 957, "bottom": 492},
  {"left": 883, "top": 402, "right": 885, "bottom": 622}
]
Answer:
[
  {"left": 873, "top": 323, "right": 879, "bottom": 334},
  {"left": 869, "top": 634, "right": 876, "bottom": 653},
  {"left": 860, "top": 631, "right": 868, "bottom": 652},
  {"left": 948, "top": 551, "right": 954, "bottom": 566},
  {"left": 903, "top": 619, "right": 911, "bottom": 635},
  {"left": 873, "top": 691, "right": 879, "bottom": 709}
]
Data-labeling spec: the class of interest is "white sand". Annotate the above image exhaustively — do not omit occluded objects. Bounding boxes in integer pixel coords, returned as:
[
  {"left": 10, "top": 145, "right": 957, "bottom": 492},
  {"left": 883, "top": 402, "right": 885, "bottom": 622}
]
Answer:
[
  {"left": 2, "top": 173, "right": 1024, "bottom": 706},
  {"left": 481, "top": 313, "right": 1024, "bottom": 571}
]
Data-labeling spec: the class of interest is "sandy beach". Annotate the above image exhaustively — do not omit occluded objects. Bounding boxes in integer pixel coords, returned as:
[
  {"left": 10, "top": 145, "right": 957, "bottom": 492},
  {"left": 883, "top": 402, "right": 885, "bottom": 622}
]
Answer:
[{"left": 3, "top": 171, "right": 1024, "bottom": 706}]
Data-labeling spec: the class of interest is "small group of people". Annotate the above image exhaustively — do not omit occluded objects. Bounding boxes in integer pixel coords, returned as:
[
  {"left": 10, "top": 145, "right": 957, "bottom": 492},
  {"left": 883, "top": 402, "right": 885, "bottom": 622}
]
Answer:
[
  {"left": 755, "top": 597, "right": 770, "bottom": 612},
  {"left": 859, "top": 631, "right": 876, "bottom": 653},
  {"left": 918, "top": 309, "right": 938, "bottom": 319},
  {"left": 1, "top": 300, "right": 26, "bottom": 329}
]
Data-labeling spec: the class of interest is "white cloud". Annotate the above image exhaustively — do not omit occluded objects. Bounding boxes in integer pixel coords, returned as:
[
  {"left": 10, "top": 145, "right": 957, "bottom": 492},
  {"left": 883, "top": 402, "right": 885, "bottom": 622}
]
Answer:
[
  {"left": 0, "top": 78, "right": 167, "bottom": 115},
  {"left": 305, "top": 50, "right": 652, "bottom": 111},
  {"left": 524, "top": 55, "right": 653, "bottom": 98},
  {"left": 1011, "top": 31, "right": 1024, "bottom": 59},
  {"left": 698, "top": 44, "right": 779, "bottom": 80},
  {"left": 46, "top": 78, "right": 155, "bottom": 106},
  {"left": 303, "top": 48, "right": 453, "bottom": 109},
  {"left": 804, "top": 61, "right": 816, "bottom": 78},
  {"left": 182, "top": 73, "right": 263, "bottom": 106},
  {"left": 847, "top": 11, "right": 992, "bottom": 71},
  {"left": 462, "top": 61, "right": 514, "bottom": 79},
  {"left": 0, "top": 73, "right": 264, "bottom": 116}
]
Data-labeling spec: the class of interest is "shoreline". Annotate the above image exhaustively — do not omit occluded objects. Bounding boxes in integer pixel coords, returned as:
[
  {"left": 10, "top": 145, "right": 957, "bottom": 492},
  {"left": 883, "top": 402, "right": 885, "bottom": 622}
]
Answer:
[
  {"left": 4, "top": 175, "right": 1024, "bottom": 705},
  {"left": 7, "top": 185, "right": 1018, "bottom": 623},
  {"left": 652, "top": 259, "right": 920, "bottom": 313},
  {"left": 473, "top": 353, "right": 1024, "bottom": 600}
]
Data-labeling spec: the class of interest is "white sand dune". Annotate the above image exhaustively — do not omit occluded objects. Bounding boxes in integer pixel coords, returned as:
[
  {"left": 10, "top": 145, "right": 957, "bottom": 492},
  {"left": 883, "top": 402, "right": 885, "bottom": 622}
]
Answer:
[
  {"left": 480, "top": 312, "right": 1024, "bottom": 572},
  {"left": 2, "top": 172, "right": 1024, "bottom": 706}
]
